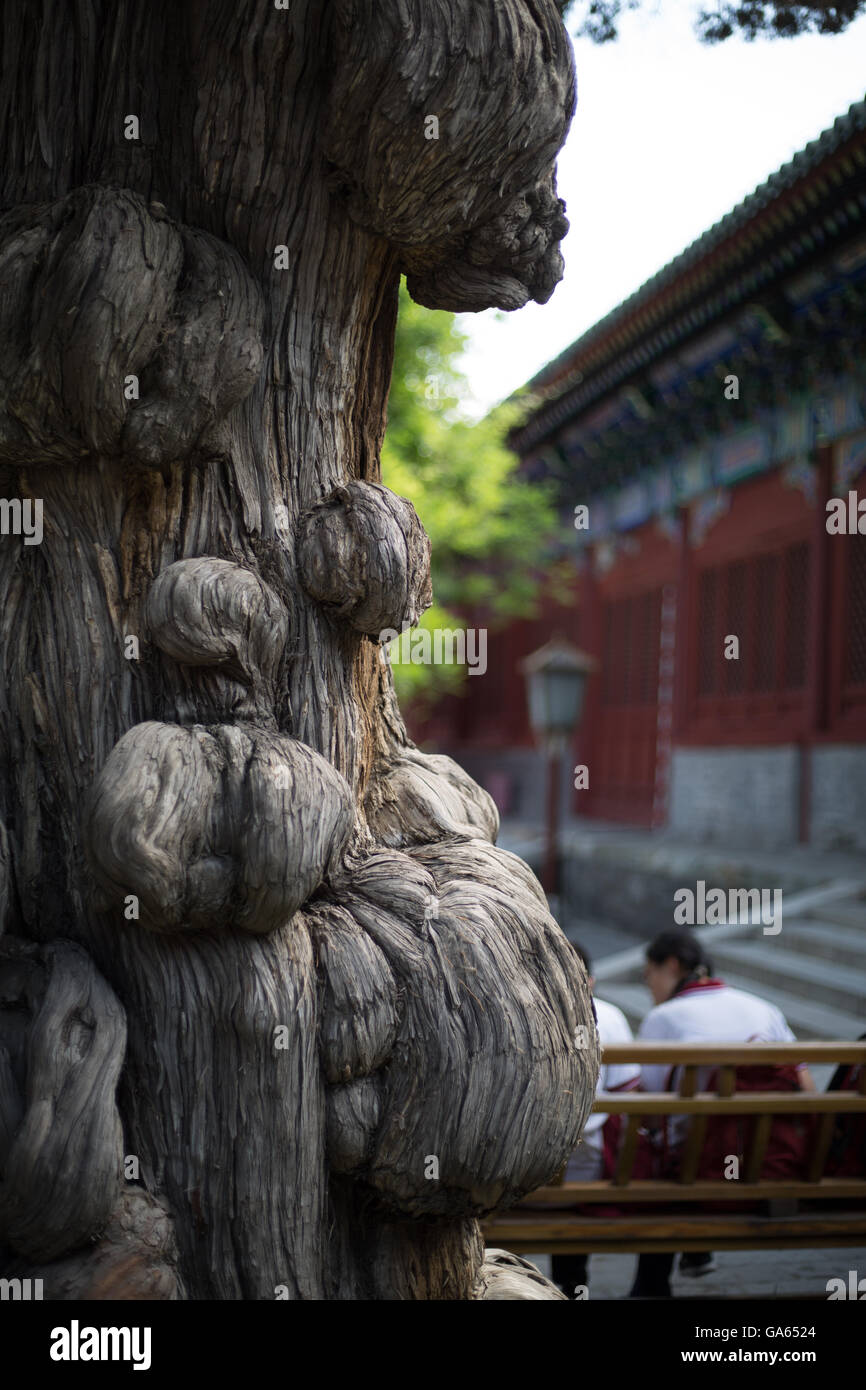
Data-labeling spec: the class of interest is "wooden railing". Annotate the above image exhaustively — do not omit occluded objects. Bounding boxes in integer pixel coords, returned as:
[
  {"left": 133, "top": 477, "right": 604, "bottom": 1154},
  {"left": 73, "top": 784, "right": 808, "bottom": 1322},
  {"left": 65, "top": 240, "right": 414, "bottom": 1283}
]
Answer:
[
  {"left": 481, "top": 1043, "right": 866, "bottom": 1254},
  {"left": 581, "top": 1042, "right": 866, "bottom": 1190}
]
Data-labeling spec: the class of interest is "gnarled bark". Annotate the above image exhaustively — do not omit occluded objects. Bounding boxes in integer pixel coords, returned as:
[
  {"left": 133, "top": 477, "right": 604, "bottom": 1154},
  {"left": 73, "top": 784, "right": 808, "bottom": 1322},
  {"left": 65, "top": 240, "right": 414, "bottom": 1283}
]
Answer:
[{"left": 0, "top": 0, "right": 594, "bottom": 1300}]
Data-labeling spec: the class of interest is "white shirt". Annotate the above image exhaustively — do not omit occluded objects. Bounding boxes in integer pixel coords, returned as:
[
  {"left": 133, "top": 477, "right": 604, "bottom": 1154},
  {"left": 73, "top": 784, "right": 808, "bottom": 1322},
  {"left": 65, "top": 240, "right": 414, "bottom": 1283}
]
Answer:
[
  {"left": 638, "top": 979, "right": 799, "bottom": 1144},
  {"left": 565, "top": 996, "right": 640, "bottom": 1181}
]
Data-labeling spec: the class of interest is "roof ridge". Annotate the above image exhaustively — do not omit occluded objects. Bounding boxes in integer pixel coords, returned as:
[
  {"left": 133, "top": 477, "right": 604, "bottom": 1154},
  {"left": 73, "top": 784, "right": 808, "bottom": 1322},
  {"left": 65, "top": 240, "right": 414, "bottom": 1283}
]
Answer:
[{"left": 529, "top": 92, "right": 866, "bottom": 395}]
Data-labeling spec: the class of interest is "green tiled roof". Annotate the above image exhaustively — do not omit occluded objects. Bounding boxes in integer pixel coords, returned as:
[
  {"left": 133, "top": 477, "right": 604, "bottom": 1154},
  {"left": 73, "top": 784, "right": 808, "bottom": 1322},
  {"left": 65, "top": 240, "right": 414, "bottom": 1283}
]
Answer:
[{"left": 514, "top": 94, "right": 866, "bottom": 450}]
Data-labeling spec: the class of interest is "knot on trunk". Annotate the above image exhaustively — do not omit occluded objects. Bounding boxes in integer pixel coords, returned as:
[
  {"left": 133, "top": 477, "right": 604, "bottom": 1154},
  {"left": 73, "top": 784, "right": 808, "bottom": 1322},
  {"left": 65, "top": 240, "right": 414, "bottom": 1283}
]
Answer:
[
  {"left": 297, "top": 481, "right": 432, "bottom": 636},
  {"left": 407, "top": 171, "right": 569, "bottom": 312},
  {"left": 324, "top": 0, "right": 574, "bottom": 312},
  {"left": 146, "top": 558, "right": 289, "bottom": 724},
  {"left": 16, "top": 1189, "right": 183, "bottom": 1301},
  {"left": 0, "top": 186, "right": 264, "bottom": 468},
  {"left": 0, "top": 938, "right": 126, "bottom": 1262},
  {"left": 309, "top": 849, "right": 440, "bottom": 1172},
  {"left": 308, "top": 903, "right": 399, "bottom": 1087},
  {"left": 365, "top": 747, "right": 499, "bottom": 846},
  {"left": 474, "top": 1249, "right": 567, "bottom": 1300},
  {"left": 86, "top": 723, "right": 353, "bottom": 935},
  {"left": 312, "top": 843, "right": 598, "bottom": 1216}
]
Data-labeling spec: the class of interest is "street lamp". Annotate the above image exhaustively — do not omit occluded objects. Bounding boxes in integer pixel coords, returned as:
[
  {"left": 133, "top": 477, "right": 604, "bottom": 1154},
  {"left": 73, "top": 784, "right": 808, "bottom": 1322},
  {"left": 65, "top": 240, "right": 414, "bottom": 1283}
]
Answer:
[{"left": 521, "top": 638, "right": 596, "bottom": 900}]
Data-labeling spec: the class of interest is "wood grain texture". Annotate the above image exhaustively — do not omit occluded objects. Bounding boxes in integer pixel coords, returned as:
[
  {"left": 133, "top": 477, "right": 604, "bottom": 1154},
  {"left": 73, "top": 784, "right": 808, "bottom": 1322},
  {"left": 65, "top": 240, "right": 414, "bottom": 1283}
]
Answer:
[
  {"left": 0, "top": 0, "right": 592, "bottom": 1299},
  {"left": 366, "top": 746, "right": 501, "bottom": 845},
  {"left": 6, "top": 1190, "right": 184, "bottom": 1301},
  {"left": 0, "top": 938, "right": 125, "bottom": 1261},
  {"left": 309, "top": 903, "right": 399, "bottom": 1085},
  {"left": 299, "top": 481, "right": 432, "bottom": 635},
  {"left": 0, "top": 189, "right": 264, "bottom": 468},
  {"left": 324, "top": 0, "right": 576, "bottom": 310},
  {"left": 87, "top": 721, "right": 355, "bottom": 934},
  {"left": 0, "top": 937, "right": 180, "bottom": 1299},
  {"left": 474, "top": 1248, "right": 567, "bottom": 1300},
  {"left": 332, "top": 842, "right": 598, "bottom": 1216},
  {"left": 146, "top": 557, "right": 290, "bottom": 723}
]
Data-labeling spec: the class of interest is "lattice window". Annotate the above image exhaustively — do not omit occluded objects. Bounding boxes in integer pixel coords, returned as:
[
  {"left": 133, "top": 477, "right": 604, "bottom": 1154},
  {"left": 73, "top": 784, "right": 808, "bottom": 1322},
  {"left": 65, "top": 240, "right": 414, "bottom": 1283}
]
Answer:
[
  {"left": 754, "top": 553, "right": 778, "bottom": 692},
  {"left": 845, "top": 534, "right": 866, "bottom": 686},
  {"left": 784, "top": 543, "right": 808, "bottom": 690},
  {"left": 694, "top": 540, "right": 809, "bottom": 708},
  {"left": 601, "top": 590, "right": 662, "bottom": 707},
  {"left": 697, "top": 570, "right": 717, "bottom": 695},
  {"left": 828, "top": 528, "right": 866, "bottom": 737},
  {"left": 724, "top": 561, "right": 746, "bottom": 695}
]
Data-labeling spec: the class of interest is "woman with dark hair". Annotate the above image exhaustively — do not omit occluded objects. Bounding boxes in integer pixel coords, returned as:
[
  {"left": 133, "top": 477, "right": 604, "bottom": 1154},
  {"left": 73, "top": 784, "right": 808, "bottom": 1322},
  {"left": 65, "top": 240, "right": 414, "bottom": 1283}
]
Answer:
[
  {"left": 639, "top": 928, "right": 814, "bottom": 1098},
  {"left": 629, "top": 929, "right": 814, "bottom": 1298}
]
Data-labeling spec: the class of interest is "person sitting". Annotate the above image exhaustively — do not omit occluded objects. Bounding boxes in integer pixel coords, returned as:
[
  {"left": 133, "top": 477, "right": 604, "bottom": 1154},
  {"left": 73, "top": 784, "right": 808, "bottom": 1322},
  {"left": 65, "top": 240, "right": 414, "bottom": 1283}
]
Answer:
[
  {"left": 629, "top": 928, "right": 814, "bottom": 1299},
  {"left": 551, "top": 940, "right": 640, "bottom": 1299}
]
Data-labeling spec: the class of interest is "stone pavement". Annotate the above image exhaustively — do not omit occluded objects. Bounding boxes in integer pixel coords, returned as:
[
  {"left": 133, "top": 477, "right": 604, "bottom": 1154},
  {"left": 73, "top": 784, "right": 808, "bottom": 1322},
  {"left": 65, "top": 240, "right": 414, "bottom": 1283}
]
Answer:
[{"left": 526, "top": 1247, "right": 866, "bottom": 1300}]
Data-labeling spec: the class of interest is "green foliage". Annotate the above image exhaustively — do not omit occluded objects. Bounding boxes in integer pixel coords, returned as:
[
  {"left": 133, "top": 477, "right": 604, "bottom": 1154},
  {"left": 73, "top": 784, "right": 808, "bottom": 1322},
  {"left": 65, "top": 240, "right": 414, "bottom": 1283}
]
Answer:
[
  {"left": 380, "top": 603, "right": 468, "bottom": 716},
  {"left": 563, "top": 1, "right": 865, "bottom": 42},
  {"left": 381, "top": 281, "right": 561, "bottom": 708}
]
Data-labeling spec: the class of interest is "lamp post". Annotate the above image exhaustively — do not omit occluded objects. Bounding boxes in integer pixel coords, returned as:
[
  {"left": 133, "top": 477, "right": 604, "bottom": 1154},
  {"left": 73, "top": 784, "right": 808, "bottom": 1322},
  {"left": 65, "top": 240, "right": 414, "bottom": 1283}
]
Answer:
[{"left": 521, "top": 638, "right": 596, "bottom": 901}]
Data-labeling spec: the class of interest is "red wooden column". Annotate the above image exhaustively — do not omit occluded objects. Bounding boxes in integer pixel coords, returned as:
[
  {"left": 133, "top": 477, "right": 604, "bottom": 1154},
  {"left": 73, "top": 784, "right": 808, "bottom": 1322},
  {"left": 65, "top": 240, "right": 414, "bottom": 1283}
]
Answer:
[
  {"left": 672, "top": 506, "right": 692, "bottom": 740},
  {"left": 800, "top": 443, "right": 833, "bottom": 842},
  {"left": 652, "top": 581, "right": 678, "bottom": 828},
  {"left": 574, "top": 549, "right": 602, "bottom": 817}
]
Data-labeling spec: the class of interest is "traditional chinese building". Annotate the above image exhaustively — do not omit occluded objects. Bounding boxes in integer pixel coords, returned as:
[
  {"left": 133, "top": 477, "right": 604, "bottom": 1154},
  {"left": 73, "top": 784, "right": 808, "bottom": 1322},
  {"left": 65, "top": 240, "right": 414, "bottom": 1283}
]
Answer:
[{"left": 421, "top": 96, "right": 866, "bottom": 851}]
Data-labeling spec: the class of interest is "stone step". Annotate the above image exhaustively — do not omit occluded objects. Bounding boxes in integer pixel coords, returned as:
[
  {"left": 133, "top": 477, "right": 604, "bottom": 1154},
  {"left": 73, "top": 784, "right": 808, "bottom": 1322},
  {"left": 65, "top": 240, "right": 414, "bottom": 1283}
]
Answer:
[
  {"left": 782, "top": 920, "right": 866, "bottom": 969},
  {"left": 804, "top": 899, "right": 866, "bottom": 931},
  {"left": 710, "top": 940, "right": 866, "bottom": 1019}
]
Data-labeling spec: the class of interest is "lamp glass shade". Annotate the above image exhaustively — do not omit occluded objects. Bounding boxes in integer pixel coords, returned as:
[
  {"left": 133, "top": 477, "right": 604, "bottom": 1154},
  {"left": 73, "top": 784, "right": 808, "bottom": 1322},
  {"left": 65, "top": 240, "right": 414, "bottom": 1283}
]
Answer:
[
  {"left": 520, "top": 639, "right": 597, "bottom": 741},
  {"left": 526, "top": 666, "right": 587, "bottom": 737}
]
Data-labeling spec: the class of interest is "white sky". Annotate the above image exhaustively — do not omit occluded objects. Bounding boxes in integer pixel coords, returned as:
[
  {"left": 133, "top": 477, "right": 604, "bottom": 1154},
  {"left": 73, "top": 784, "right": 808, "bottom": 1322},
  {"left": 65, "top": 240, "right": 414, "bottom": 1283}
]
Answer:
[{"left": 457, "top": 2, "right": 866, "bottom": 416}]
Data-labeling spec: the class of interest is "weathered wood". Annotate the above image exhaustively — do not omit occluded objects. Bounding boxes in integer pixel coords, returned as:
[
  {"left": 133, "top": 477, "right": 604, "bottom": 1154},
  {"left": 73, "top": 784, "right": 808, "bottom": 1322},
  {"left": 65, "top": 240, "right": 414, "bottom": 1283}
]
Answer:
[
  {"left": 0, "top": 0, "right": 587, "bottom": 1299},
  {"left": 146, "top": 558, "right": 290, "bottom": 722},
  {"left": 678, "top": 1066, "right": 706, "bottom": 1184},
  {"left": 601, "top": 1042, "right": 866, "bottom": 1064},
  {"left": 368, "top": 748, "right": 501, "bottom": 845},
  {"left": 473, "top": 1249, "right": 567, "bottom": 1300},
  {"left": 0, "top": 937, "right": 182, "bottom": 1297},
  {"left": 593, "top": 1093, "right": 866, "bottom": 1113},
  {"left": 481, "top": 1209, "right": 866, "bottom": 1255},
  {"left": 614, "top": 1115, "right": 642, "bottom": 1186},
  {"left": 0, "top": 189, "right": 263, "bottom": 468},
  {"left": 87, "top": 722, "right": 355, "bottom": 934},
  {"left": 516, "top": 1178, "right": 866, "bottom": 1203},
  {"left": 8, "top": 1190, "right": 184, "bottom": 1301},
  {"left": 299, "top": 481, "right": 432, "bottom": 634},
  {"left": 323, "top": 0, "right": 575, "bottom": 312},
  {"left": 744, "top": 1113, "right": 773, "bottom": 1184},
  {"left": 328, "top": 843, "right": 599, "bottom": 1217},
  {"left": 485, "top": 1042, "right": 866, "bottom": 1261},
  {"left": 0, "top": 938, "right": 125, "bottom": 1261}
]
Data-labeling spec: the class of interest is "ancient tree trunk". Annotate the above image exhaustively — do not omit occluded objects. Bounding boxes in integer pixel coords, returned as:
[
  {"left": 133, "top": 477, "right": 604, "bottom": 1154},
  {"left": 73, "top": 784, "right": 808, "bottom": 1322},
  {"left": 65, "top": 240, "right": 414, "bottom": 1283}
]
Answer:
[{"left": 0, "top": 0, "right": 598, "bottom": 1300}]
